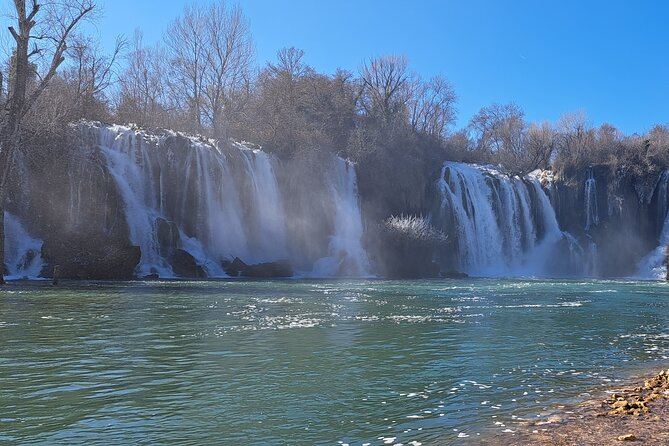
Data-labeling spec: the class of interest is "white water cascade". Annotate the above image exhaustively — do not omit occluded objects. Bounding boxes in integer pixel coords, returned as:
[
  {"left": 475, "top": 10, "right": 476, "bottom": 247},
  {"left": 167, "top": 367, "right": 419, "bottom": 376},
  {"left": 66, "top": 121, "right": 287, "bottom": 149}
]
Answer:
[
  {"left": 312, "top": 158, "right": 371, "bottom": 277},
  {"left": 434, "top": 162, "right": 575, "bottom": 277},
  {"left": 85, "top": 124, "right": 369, "bottom": 278},
  {"left": 4, "top": 213, "right": 43, "bottom": 279},
  {"left": 584, "top": 169, "right": 599, "bottom": 231},
  {"left": 638, "top": 219, "right": 669, "bottom": 279},
  {"left": 638, "top": 171, "right": 669, "bottom": 278},
  {"left": 582, "top": 169, "right": 600, "bottom": 276}
]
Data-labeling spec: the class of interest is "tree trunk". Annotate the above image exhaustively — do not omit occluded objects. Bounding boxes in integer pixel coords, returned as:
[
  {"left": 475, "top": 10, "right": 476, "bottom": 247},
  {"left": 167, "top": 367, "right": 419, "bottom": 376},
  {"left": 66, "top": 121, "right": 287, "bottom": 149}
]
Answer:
[
  {"left": 0, "top": 138, "right": 13, "bottom": 286},
  {"left": 0, "top": 201, "right": 5, "bottom": 285},
  {"left": 0, "top": 172, "right": 10, "bottom": 285},
  {"left": 0, "top": 128, "right": 18, "bottom": 285}
]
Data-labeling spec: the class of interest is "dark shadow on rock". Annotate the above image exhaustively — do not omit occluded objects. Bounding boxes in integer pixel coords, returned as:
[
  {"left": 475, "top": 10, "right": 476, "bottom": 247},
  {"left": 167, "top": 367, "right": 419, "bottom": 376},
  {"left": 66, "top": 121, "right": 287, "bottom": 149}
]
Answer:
[
  {"left": 169, "top": 249, "right": 206, "bottom": 278},
  {"left": 222, "top": 257, "right": 293, "bottom": 278},
  {"left": 41, "top": 236, "right": 140, "bottom": 280}
]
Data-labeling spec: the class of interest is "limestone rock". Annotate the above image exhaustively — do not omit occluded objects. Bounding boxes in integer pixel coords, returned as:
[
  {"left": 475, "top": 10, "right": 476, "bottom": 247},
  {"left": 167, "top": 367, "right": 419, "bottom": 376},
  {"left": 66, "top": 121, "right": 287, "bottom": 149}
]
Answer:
[
  {"left": 222, "top": 257, "right": 293, "bottom": 278},
  {"left": 169, "top": 249, "right": 206, "bottom": 278},
  {"left": 40, "top": 236, "right": 140, "bottom": 280}
]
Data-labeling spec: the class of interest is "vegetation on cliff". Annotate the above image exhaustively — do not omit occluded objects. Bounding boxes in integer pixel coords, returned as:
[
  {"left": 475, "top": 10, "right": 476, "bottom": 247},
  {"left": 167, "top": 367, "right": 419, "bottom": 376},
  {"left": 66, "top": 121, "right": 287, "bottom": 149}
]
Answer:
[{"left": 4, "top": 2, "right": 667, "bottom": 216}]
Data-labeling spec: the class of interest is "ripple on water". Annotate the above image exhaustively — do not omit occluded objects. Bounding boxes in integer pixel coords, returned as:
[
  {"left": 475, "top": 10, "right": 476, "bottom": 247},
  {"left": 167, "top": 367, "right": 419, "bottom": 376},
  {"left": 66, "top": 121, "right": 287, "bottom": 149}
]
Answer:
[{"left": 2, "top": 279, "right": 669, "bottom": 445}]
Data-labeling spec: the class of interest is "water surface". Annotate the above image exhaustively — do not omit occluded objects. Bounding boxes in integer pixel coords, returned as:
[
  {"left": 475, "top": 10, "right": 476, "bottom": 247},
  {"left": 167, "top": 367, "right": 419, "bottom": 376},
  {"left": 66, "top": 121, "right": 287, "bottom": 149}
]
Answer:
[{"left": 2, "top": 279, "right": 669, "bottom": 445}]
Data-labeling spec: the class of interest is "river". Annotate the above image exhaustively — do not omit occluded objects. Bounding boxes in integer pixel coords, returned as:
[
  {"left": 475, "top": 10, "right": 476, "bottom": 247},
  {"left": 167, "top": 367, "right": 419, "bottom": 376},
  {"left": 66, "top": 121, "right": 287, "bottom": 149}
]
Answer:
[{"left": 2, "top": 279, "right": 669, "bottom": 445}]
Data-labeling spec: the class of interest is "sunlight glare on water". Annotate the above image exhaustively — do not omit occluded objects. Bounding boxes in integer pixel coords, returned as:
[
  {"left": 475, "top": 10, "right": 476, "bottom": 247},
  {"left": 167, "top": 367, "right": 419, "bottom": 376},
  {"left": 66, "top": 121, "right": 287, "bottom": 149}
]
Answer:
[{"left": 2, "top": 279, "right": 669, "bottom": 445}]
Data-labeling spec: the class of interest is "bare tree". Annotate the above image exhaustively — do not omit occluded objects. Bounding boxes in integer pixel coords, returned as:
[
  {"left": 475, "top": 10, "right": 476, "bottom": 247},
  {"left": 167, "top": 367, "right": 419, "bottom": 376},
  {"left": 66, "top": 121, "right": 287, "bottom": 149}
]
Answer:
[
  {"left": 469, "top": 103, "right": 524, "bottom": 153},
  {"left": 0, "top": 0, "right": 95, "bottom": 284},
  {"left": 409, "top": 74, "right": 457, "bottom": 139},
  {"left": 252, "top": 47, "right": 311, "bottom": 153},
  {"left": 646, "top": 124, "right": 669, "bottom": 167},
  {"left": 358, "top": 54, "right": 412, "bottom": 128},
  {"left": 522, "top": 122, "right": 555, "bottom": 172},
  {"left": 64, "top": 34, "right": 125, "bottom": 120},
  {"left": 468, "top": 103, "right": 554, "bottom": 175},
  {"left": 201, "top": 3, "right": 253, "bottom": 139},
  {"left": 163, "top": 1, "right": 253, "bottom": 137},
  {"left": 554, "top": 111, "right": 595, "bottom": 174},
  {"left": 115, "top": 31, "right": 169, "bottom": 127},
  {"left": 443, "top": 129, "right": 476, "bottom": 162},
  {"left": 245, "top": 48, "right": 361, "bottom": 157},
  {"left": 270, "top": 47, "right": 308, "bottom": 79},
  {"left": 164, "top": 3, "right": 208, "bottom": 132}
]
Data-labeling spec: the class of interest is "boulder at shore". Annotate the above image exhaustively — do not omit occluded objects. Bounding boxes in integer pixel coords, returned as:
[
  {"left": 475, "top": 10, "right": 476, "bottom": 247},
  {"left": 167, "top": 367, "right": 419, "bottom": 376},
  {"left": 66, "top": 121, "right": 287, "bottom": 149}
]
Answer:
[
  {"left": 169, "top": 249, "right": 206, "bottom": 278},
  {"left": 41, "top": 236, "right": 140, "bottom": 280},
  {"left": 222, "top": 257, "right": 293, "bottom": 278}
]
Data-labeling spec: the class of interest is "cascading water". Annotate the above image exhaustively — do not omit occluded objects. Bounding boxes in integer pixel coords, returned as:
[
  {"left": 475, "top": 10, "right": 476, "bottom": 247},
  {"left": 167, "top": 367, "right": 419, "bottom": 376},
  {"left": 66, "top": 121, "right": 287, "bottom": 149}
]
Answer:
[
  {"left": 99, "top": 128, "right": 175, "bottom": 277},
  {"left": 82, "top": 124, "right": 369, "bottom": 278},
  {"left": 238, "top": 147, "right": 289, "bottom": 260},
  {"left": 638, "top": 171, "right": 669, "bottom": 278},
  {"left": 312, "top": 158, "right": 371, "bottom": 277},
  {"left": 581, "top": 169, "right": 600, "bottom": 276},
  {"left": 584, "top": 169, "right": 599, "bottom": 231},
  {"left": 11, "top": 120, "right": 669, "bottom": 280},
  {"left": 433, "top": 162, "right": 578, "bottom": 277},
  {"left": 638, "top": 220, "right": 669, "bottom": 279},
  {"left": 4, "top": 213, "right": 43, "bottom": 279}
]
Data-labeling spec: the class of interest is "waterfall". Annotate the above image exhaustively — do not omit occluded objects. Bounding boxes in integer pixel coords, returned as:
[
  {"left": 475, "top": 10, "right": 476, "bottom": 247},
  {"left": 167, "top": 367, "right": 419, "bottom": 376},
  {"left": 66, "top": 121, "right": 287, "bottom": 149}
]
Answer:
[
  {"left": 584, "top": 169, "right": 599, "bottom": 231},
  {"left": 79, "top": 124, "right": 369, "bottom": 278},
  {"left": 581, "top": 169, "right": 600, "bottom": 275},
  {"left": 99, "top": 128, "right": 174, "bottom": 277},
  {"left": 4, "top": 213, "right": 43, "bottom": 279},
  {"left": 312, "top": 158, "right": 371, "bottom": 277},
  {"left": 638, "top": 171, "right": 669, "bottom": 278},
  {"left": 637, "top": 217, "right": 669, "bottom": 279},
  {"left": 238, "top": 148, "right": 289, "bottom": 260},
  {"left": 433, "top": 162, "right": 575, "bottom": 277}
]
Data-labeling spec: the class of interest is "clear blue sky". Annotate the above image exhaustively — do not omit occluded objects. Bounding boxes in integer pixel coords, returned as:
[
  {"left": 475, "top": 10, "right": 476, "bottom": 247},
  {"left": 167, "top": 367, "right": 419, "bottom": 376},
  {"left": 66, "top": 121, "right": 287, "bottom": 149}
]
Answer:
[{"left": 92, "top": 0, "right": 669, "bottom": 134}]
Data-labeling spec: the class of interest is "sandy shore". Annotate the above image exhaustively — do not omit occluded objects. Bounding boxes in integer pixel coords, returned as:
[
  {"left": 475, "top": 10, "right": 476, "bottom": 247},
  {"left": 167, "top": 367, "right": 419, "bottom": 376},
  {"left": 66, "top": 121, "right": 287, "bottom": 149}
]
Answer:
[{"left": 477, "top": 369, "right": 669, "bottom": 445}]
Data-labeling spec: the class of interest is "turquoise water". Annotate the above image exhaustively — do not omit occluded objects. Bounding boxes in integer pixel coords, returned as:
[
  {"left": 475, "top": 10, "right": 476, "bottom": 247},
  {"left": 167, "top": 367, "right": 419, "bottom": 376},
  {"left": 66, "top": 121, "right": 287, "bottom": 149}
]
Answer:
[{"left": 2, "top": 279, "right": 669, "bottom": 445}]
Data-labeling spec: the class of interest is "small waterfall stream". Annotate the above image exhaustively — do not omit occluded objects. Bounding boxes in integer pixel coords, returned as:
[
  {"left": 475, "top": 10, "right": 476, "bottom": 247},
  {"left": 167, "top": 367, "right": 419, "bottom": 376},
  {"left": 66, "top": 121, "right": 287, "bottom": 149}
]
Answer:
[
  {"left": 584, "top": 169, "right": 599, "bottom": 232},
  {"left": 583, "top": 169, "right": 600, "bottom": 276},
  {"left": 312, "top": 158, "right": 371, "bottom": 277}
]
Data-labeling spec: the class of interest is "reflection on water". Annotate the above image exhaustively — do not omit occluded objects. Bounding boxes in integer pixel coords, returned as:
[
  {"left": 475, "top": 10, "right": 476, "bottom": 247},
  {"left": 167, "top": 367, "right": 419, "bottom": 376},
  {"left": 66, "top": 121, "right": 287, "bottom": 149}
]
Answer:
[{"left": 2, "top": 279, "right": 669, "bottom": 445}]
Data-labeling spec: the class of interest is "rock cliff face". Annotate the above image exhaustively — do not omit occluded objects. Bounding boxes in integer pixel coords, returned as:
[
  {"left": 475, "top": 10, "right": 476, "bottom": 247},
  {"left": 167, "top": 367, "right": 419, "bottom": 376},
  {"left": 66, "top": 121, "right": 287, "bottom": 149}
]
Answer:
[
  {"left": 423, "top": 162, "right": 668, "bottom": 278},
  {"left": 5, "top": 121, "right": 669, "bottom": 280},
  {"left": 549, "top": 166, "right": 663, "bottom": 277}
]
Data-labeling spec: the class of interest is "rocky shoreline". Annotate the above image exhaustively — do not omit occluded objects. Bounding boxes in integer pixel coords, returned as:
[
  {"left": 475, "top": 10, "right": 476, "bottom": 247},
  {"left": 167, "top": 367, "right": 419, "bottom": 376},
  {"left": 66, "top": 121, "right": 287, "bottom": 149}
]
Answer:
[{"left": 479, "top": 369, "right": 669, "bottom": 445}]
